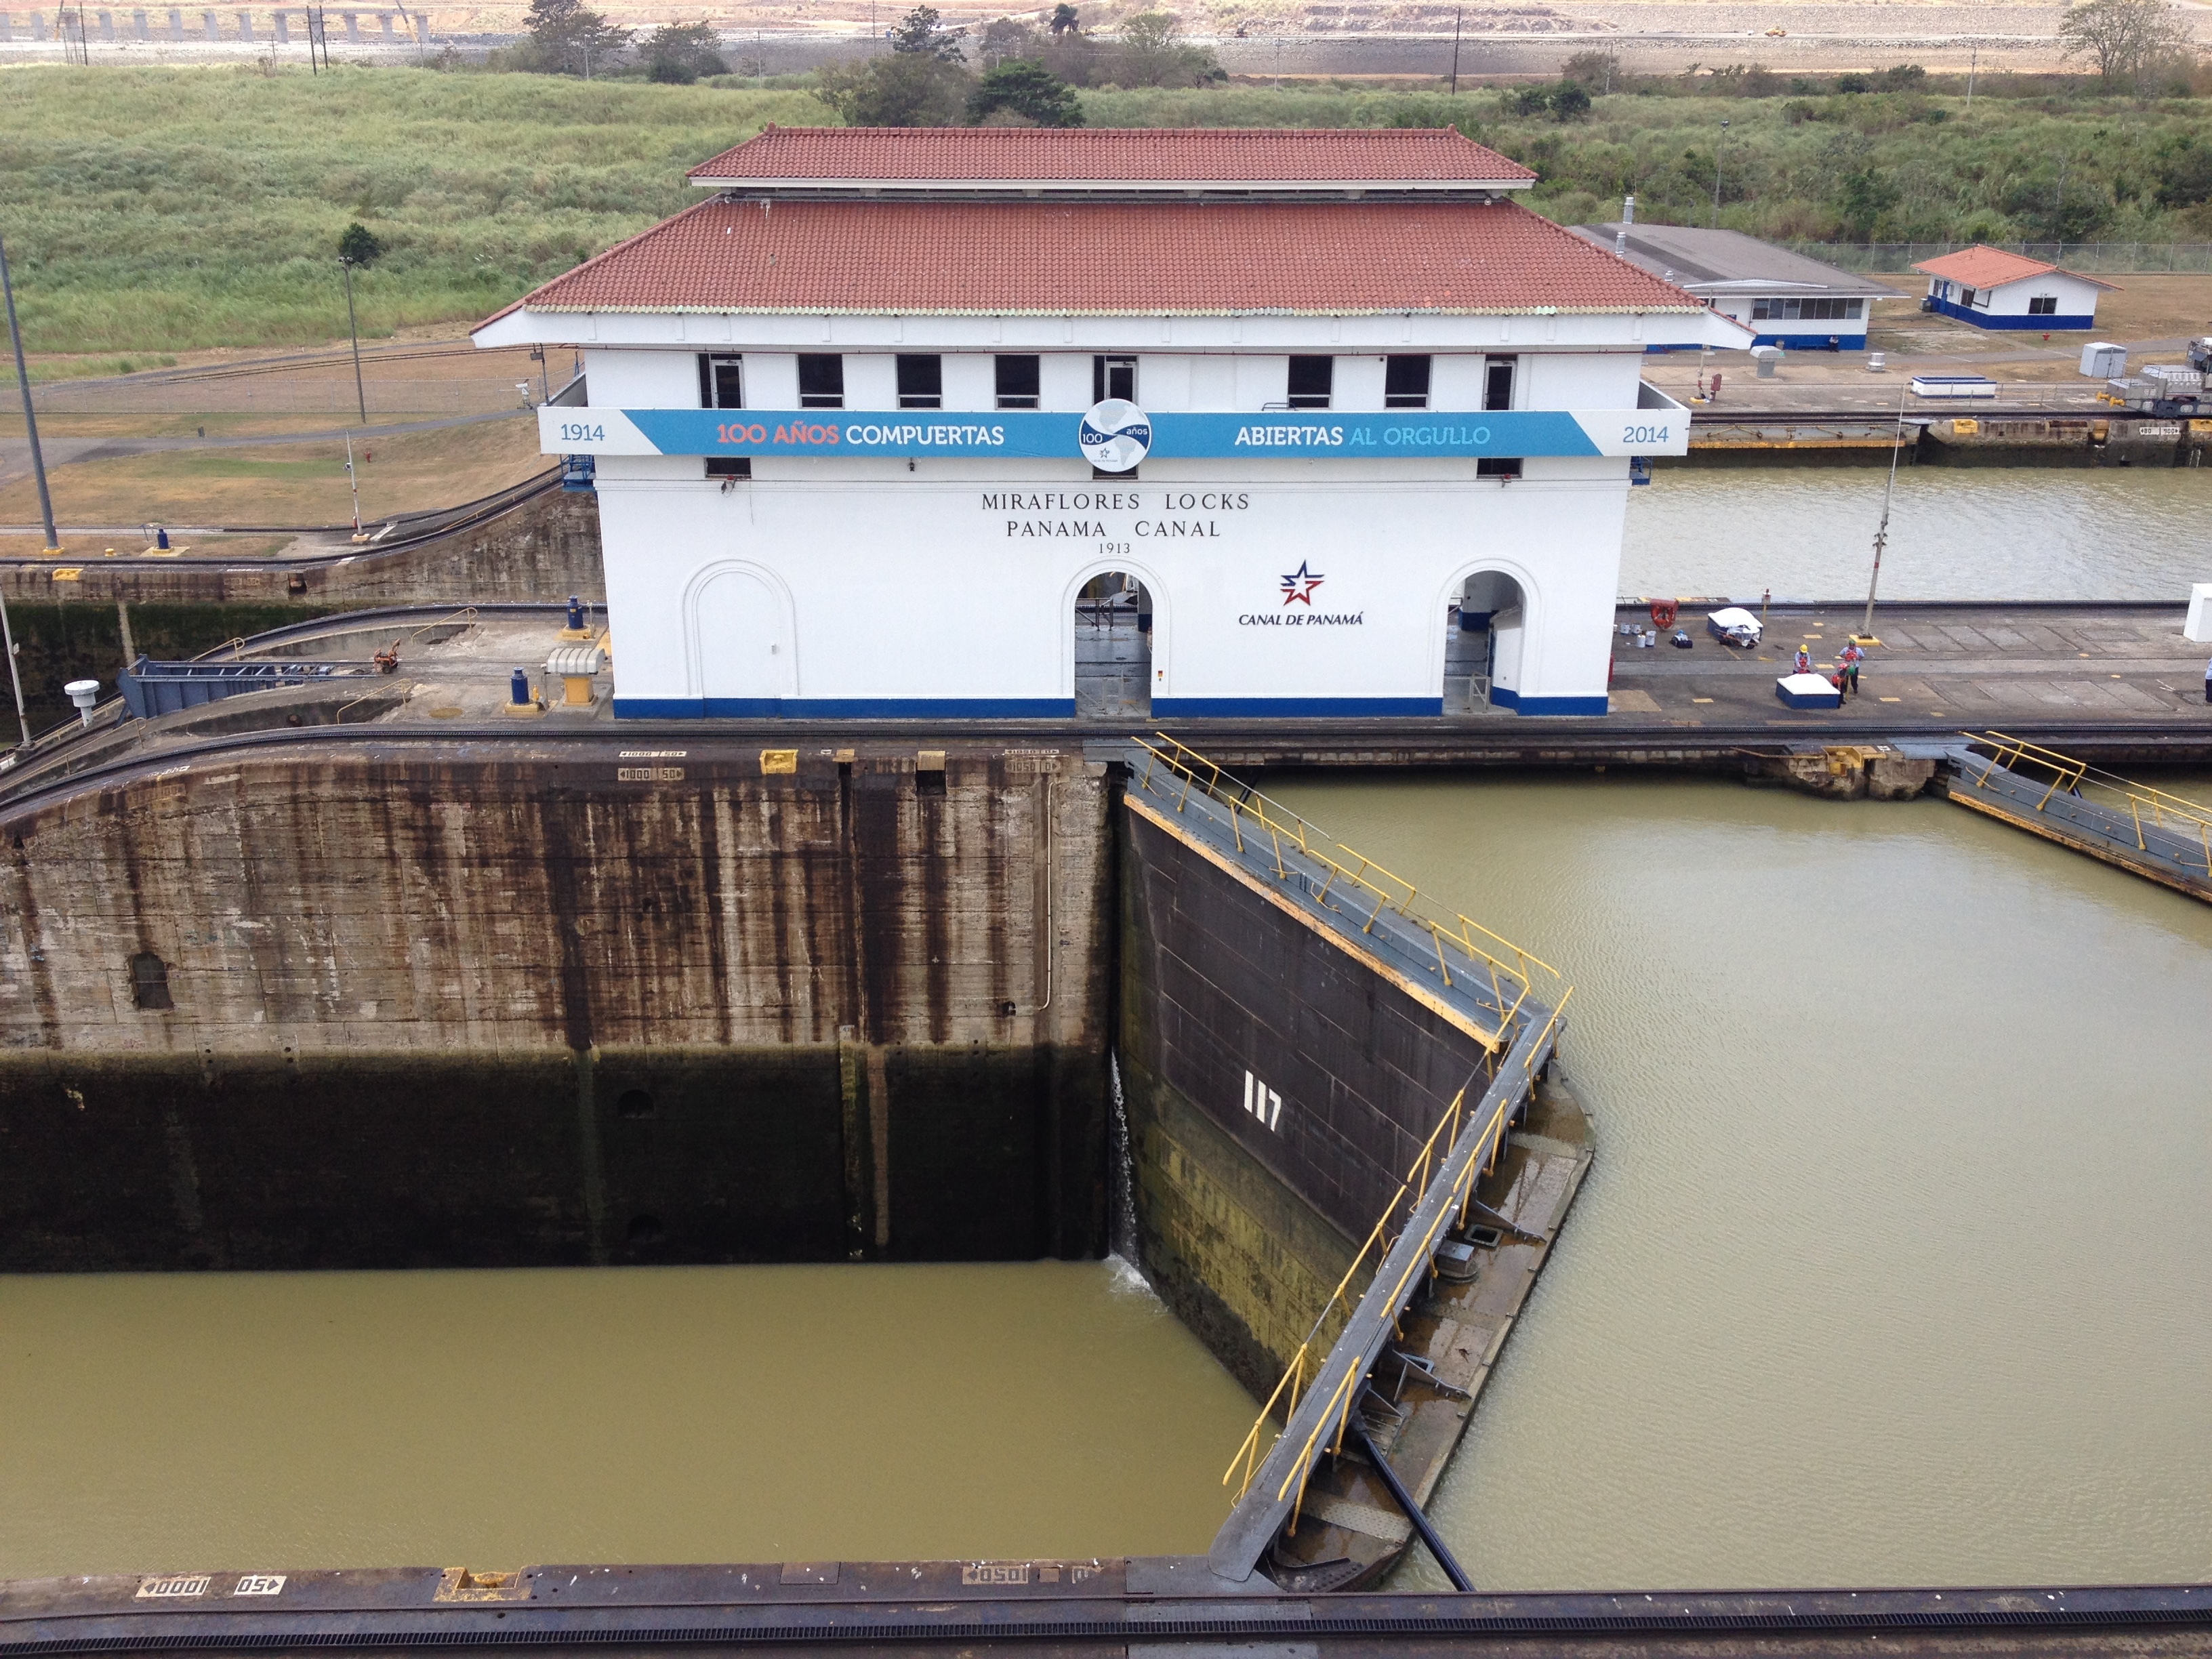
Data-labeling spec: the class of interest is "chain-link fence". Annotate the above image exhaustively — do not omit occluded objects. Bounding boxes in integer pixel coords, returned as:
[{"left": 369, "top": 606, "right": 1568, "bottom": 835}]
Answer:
[
  {"left": 1784, "top": 242, "right": 2212, "bottom": 273},
  {"left": 27, "top": 377, "right": 535, "bottom": 417}
]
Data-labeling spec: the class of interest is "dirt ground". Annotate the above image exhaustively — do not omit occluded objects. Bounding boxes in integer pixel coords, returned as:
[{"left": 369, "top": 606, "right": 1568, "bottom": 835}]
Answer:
[{"left": 0, "top": 415, "right": 546, "bottom": 530}]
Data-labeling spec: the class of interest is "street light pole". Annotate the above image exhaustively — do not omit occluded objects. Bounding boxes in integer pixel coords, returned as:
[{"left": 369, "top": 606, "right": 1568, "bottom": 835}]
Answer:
[
  {"left": 1862, "top": 376, "right": 1908, "bottom": 639},
  {"left": 340, "top": 255, "right": 367, "bottom": 425},
  {"left": 1713, "top": 119, "right": 1729, "bottom": 227},
  {"left": 0, "top": 234, "right": 47, "bottom": 747},
  {"left": 1449, "top": 6, "right": 1460, "bottom": 94}
]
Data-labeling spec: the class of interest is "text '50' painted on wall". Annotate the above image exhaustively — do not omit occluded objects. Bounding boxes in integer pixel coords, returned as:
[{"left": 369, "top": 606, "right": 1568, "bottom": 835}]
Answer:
[{"left": 1244, "top": 1069, "right": 1284, "bottom": 1132}]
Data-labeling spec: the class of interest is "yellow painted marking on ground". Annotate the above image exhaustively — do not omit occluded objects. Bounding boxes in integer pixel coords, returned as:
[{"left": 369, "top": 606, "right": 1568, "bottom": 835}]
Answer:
[
  {"left": 1692, "top": 697, "right": 1714, "bottom": 704},
  {"left": 1880, "top": 697, "right": 1902, "bottom": 703}
]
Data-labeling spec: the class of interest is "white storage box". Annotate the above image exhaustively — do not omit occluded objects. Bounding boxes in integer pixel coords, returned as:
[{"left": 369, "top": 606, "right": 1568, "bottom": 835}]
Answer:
[
  {"left": 1776, "top": 672, "right": 1843, "bottom": 710},
  {"left": 1910, "top": 375, "right": 1998, "bottom": 399}
]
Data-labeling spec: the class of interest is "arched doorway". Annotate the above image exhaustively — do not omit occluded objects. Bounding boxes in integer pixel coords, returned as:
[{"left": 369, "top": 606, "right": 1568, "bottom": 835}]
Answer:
[
  {"left": 1443, "top": 571, "right": 1526, "bottom": 715},
  {"left": 1074, "top": 571, "right": 1153, "bottom": 718},
  {"left": 690, "top": 565, "right": 794, "bottom": 713}
]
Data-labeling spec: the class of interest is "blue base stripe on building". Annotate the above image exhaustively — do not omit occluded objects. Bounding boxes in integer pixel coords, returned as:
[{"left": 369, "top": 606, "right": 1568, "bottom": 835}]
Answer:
[
  {"left": 615, "top": 696, "right": 1078, "bottom": 719},
  {"left": 1487, "top": 687, "right": 1612, "bottom": 716},
  {"left": 1923, "top": 298, "right": 2095, "bottom": 331},
  {"left": 1151, "top": 695, "right": 1445, "bottom": 718}
]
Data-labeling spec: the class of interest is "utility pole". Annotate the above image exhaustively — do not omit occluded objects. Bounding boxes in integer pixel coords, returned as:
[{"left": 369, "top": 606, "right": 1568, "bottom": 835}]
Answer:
[
  {"left": 344, "top": 432, "right": 365, "bottom": 539},
  {"left": 1449, "top": 6, "right": 1460, "bottom": 94},
  {"left": 1965, "top": 45, "right": 1976, "bottom": 106},
  {"left": 0, "top": 234, "right": 47, "bottom": 747},
  {"left": 1713, "top": 118, "right": 1729, "bottom": 228},
  {"left": 1861, "top": 376, "right": 1908, "bottom": 639},
  {"left": 340, "top": 253, "right": 367, "bottom": 424}
]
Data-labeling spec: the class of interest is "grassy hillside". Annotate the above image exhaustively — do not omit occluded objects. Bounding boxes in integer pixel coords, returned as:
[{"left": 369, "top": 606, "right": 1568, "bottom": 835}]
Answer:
[
  {"left": 3, "top": 65, "right": 2211, "bottom": 356},
  {"left": 0, "top": 67, "right": 829, "bottom": 354}
]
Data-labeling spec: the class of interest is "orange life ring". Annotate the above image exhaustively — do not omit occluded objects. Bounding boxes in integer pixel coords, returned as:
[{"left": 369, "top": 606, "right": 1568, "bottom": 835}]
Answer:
[{"left": 1650, "top": 599, "right": 1679, "bottom": 629}]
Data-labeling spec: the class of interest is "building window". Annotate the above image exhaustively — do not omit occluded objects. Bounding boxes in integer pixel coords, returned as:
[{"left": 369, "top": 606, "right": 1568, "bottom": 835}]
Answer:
[
  {"left": 1287, "top": 356, "right": 1333, "bottom": 409},
  {"left": 996, "top": 354, "right": 1040, "bottom": 409},
  {"left": 705, "top": 457, "right": 751, "bottom": 478},
  {"left": 2028, "top": 295, "right": 2059, "bottom": 315},
  {"left": 1750, "top": 297, "right": 1866, "bottom": 322},
  {"left": 130, "top": 951, "right": 173, "bottom": 1011},
  {"left": 896, "top": 354, "right": 941, "bottom": 409},
  {"left": 798, "top": 354, "right": 844, "bottom": 408},
  {"left": 1384, "top": 355, "right": 1431, "bottom": 409},
  {"left": 698, "top": 354, "right": 743, "bottom": 410},
  {"left": 1961, "top": 286, "right": 1982, "bottom": 308},
  {"left": 1093, "top": 354, "right": 1136, "bottom": 403},
  {"left": 1483, "top": 356, "right": 1516, "bottom": 411},
  {"left": 1477, "top": 457, "right": 1523, "bottom": 479}
]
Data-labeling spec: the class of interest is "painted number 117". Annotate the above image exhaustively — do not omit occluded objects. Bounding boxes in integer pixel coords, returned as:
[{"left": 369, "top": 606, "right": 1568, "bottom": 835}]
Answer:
[{"left": 1243, "top": 1069, "right": 1284, "bottom": 1132}]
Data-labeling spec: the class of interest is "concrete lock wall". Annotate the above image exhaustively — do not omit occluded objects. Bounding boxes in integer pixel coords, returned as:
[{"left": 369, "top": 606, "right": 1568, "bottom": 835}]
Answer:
[
  {"left": 0, "top": 747, "right": 1111, "bottom": 1270},
  {"left": 1115, "top": 802, "right": 1500, "bottom": 1401}
]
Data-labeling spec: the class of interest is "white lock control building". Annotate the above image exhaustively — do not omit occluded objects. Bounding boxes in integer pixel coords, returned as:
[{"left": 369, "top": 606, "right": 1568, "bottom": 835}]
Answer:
[{"left": 474, "top": 126, "right": 1748, "bottom": 718}]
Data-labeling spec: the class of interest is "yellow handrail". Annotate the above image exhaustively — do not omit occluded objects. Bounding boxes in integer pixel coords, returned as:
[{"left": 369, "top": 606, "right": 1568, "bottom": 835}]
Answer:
[
  {"left": 1973, "top": 731, "right": 2212, "bottom": 873},
  {"left": 1133, "top": 735, "right": 1564, "bottom": 1014}
]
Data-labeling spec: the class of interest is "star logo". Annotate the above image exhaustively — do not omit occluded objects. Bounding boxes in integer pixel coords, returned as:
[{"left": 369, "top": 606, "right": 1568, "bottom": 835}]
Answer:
[{"left": 1279, "top": 562, "right": 1324, "bottom": 606}]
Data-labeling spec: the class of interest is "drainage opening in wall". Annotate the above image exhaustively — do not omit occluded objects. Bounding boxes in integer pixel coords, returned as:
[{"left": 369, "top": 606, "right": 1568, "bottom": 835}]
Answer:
[
  {"left": 129, "top": 952, "right": 173, "bottom": 1011},
  {"left": 617, "top": 1089, "right": 656, "bottom": 1119},
  {"left": 626, "top": 1214, "right": 666, "bottom": 1245}
]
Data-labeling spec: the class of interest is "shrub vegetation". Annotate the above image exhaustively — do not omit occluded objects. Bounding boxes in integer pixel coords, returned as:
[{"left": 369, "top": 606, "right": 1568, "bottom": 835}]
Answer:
[{"left": 7, "top": 60, "right": 2212, "bottom": 356}]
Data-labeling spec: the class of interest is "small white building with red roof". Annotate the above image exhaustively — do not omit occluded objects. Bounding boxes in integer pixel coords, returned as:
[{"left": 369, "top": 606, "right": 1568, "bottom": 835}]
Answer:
[
  {"left": 1912, "top": 245, "right": 2118, "bottom": 333},
  {"left": 474, "top": 125, "right": 1744, "bottom": 719}
]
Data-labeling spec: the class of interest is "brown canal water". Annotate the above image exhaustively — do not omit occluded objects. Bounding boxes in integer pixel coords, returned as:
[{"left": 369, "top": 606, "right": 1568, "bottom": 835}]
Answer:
[
  {"left": 1265, "top": 773, "right": 2212, "bottom": 1593},
  {"left": 0, "top": 1259, "right": 1254, "bottom": 1578},
  {"left": 1627, "top": 466, "right": 2212, "bottom": 601},
  {"left": 5, "top": 778, "right": 2209, "bottom": 1588}
]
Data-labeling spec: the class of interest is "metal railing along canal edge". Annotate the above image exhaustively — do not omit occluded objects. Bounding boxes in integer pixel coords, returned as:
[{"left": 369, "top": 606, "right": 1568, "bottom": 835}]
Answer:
[
  {"left": 1120, "top": 739, "right": 1576, "bottom": 1582},
  {"left": 1129, "top": 734, "right": 1563, "bottom": 1048},
  {"left": 1207, "top": 1002, "right": 1567, "bottom": 1582},
  {"left": 1964, "top": 731, "right": 2212, "bottom": 875}
]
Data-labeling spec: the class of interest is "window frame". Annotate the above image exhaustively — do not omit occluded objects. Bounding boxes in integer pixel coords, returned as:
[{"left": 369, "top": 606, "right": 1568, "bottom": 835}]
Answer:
[
  {"left": 1092, "top": 354, "right": 1137, "bottom": 404},
  {"left": 995, "top": 354, "right": 1042, "bottom": 410},
  {"left": 1383, "top": 354, "right": 1431, "bottom": 409},
  {"left": 1286, "top": 355, "right": 1334, "bottom": 410},
  {"left": 798, "top": 354, "right": 845, "bottom": 409},
  {"left": 895, "top": 354, "right": 943, "bottom": 409},
  {"left": 1483, "top": 356, "right": 1517, "bottom": 413},
  {"left": 698, "top": 353, "right": 743, "bottom": 410},
  {"left": 2027, "top": 295, "right": 2059, "bottom": 316}
]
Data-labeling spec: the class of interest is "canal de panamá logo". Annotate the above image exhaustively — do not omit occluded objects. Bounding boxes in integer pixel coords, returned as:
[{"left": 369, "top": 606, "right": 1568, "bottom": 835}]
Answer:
[
  {"left": 1078, "top": 400, "right": 1151, "bottom": 473},
  {"left": 1280, "top": 562, "right": 1325, "bottom": 605}
]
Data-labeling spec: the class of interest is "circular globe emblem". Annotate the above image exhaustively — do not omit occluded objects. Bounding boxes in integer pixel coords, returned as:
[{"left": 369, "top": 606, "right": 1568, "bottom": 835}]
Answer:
[{"left": 1078, "top": 400, "right": 1151, "bottom": 473}]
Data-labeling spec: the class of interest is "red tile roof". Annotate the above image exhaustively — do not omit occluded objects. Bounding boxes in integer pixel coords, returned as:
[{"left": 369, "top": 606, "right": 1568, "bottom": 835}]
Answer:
[
  {"left": 503, "top": 196, "right": 1696, "bottom": 316},
  {"left": 687, "top": 125, "right": 1536, "bottom": 187},
  {"left": 1913, "top": 244, "right": 2121, "bottom": 291}
]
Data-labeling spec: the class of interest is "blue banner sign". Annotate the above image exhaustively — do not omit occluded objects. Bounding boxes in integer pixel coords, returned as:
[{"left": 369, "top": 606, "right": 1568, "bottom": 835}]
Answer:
[{"left": 544, "top": 401, "right": 1688, "bottom": 461}]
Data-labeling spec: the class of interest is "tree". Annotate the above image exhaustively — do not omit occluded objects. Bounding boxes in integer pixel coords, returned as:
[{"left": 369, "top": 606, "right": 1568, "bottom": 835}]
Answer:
[
  {"left": 816, "top": 53, "right": 970, "bottom": 123},
  {"left": 1558, "top": 49, "right": 1620, "bottom": 92},
  {"left": 888, "top": 4, "right": 965, "bottom": 60},
  {"left": 2058, "top": 0, "right": 2192, "bottom": 87},
  {"left": 2154, "top": 133, "right": 2212, "bottom": 206},
  {"left": 1549, "top": 81, "right": 1593, "bottom": 120},
  {"left": 1108, "top": 12, "right": 1223, "bottom": 87},
  {"left": 977, "top": 16, "right": 1040, "bottom": 64},
  {"left": 966, "top": 58, "right": 1084, "bottom": 124},
  {"left": 521, "top": 0, "right": 630, "bottom": 75},
  {"left": 337, "top": 222, "right": 384, "bottom": 266},
  {"left": 643, "top": 20, "right": 726, "bottom": 82},
  {"left": 1831, "top": 168, "right": 1898, "bottom": 238},
  {"left": 1050, "top": 3, "right": 1080, "bottom": 35}
]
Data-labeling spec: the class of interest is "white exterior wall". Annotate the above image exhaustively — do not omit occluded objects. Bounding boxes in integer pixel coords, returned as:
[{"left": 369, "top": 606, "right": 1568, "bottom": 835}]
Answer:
[
  {"left": 592, "top": 452, "right": 1628, "bottom": 718},
  {"left": 509, "top": 318, "right": 1747, "bottom": 720},
  {"left": 1926, "top": 271, "right": 2104, "bottom": 322},
  {"left": 1708, "top": 296, "right": 1871, "bottom": 344}
]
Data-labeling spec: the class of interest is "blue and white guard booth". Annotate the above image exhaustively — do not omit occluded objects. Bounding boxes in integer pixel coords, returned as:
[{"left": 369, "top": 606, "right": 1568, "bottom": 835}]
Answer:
[
  {"left": 474, "top": 127, "right": 1749, "bottom": 718},
  {"left": 1913, "top": 245, "right": 2118, "bottom": 333}
]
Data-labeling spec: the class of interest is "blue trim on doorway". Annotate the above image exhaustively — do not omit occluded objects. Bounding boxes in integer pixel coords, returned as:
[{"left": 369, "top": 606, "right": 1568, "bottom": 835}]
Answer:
[
  {"left": 1152, "top": 695, "right": 1444, "bottom": 718},
  {"left": 1924, "top": 297, "right": 2095, "bottom": 331}
]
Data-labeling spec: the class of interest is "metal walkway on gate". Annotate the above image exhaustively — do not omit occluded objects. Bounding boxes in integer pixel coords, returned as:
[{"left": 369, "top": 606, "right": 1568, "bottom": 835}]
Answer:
[
  {"left": 1115, "top": 739, "right": 1572, "bottom": 1584},
  {"left": 1945, "top": 732, "right": 2212, "bottom": 903}
]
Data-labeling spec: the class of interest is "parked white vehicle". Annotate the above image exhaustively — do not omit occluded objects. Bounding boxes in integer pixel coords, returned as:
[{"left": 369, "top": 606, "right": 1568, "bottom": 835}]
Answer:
[{"left": 1706, "top": 607, "right": 1763, "bottom": 648}]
